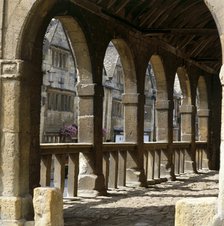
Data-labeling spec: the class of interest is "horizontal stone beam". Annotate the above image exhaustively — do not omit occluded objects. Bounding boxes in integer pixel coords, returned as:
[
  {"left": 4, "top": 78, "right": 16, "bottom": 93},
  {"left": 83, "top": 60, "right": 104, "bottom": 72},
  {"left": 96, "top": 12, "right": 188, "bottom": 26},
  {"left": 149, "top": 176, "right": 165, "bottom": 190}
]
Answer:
[
  {"left": 122, "top": 93, "right": 139, "bottom": 104},
  {"left": 197, "top": 109, "right": 210, "bottom": 117},
  {"left": 180, "top": 105, "right": 194, "bottom": 113}
]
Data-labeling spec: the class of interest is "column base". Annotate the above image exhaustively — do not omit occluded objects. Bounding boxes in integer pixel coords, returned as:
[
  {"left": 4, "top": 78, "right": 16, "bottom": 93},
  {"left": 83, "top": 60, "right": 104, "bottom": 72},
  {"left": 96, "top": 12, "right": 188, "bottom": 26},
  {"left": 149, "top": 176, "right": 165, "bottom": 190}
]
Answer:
[
  {"left": 126, "top": 168, "right": 148, "bottom": 187},
  {"left": 78, "top": 174, "right": 107, "bottom": 197},
  {"left": 24, "top": 222, "right": 34, "bottom": 226},
  {"left": 0, "top": 195, "right": 33, "bottom": 222},
  {"left": 0, "top": 220, "right": 25, "bottom": 226}
]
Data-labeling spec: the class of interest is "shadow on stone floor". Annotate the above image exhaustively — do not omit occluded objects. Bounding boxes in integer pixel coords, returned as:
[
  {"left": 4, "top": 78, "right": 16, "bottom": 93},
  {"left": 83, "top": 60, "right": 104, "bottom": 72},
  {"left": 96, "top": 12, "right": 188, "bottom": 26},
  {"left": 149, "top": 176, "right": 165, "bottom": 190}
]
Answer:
[
  {"left": 63, "top": 171, "right": 218, "bottom": 226},
  {"left": 64, "top": 205, "right": 175, "bottom": 226}
]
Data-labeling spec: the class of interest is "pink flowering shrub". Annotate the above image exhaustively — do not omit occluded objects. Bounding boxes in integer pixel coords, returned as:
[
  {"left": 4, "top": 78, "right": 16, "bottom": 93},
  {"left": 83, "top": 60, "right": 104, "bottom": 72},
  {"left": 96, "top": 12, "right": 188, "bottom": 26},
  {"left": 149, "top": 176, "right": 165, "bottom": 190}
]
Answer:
[{"left": 59, "top": 124, "right": 78, "bottom": 138}]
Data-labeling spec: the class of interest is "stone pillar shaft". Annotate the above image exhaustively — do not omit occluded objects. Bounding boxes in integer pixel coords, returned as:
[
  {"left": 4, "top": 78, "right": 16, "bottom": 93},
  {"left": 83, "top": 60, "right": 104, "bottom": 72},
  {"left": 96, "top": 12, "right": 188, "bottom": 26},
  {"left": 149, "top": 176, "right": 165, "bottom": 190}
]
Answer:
[
  {"left": 155, "top": 100, "right": 169, "bottom": 141},
  {"left": 217, "top": 85, "right": 224, "bottom": 219},
  {"left": 122, "top": 93, "right": 143, "bottom": 185},
  {"left": 180, "top": 105, "right": 194, "bottom": 142},
  {"left": 76, "top": 83, "right": 105, "bottom": 195},
  {"left": 197, "top": 109, "right": 209, "bottom": 141},
  {"left": 0, "top": 60, "right": 33, "bottom": 224},
  {"left": 122, "top": 93, "right": 138, "bottom": 142}
]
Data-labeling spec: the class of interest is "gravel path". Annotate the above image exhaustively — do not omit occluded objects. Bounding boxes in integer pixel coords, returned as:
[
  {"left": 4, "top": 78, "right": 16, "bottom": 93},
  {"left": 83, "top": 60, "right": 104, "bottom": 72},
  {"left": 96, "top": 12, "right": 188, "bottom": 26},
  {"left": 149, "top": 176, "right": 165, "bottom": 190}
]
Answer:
[{"left": 64, "top": 170, "right": 219, "bottom": 226}]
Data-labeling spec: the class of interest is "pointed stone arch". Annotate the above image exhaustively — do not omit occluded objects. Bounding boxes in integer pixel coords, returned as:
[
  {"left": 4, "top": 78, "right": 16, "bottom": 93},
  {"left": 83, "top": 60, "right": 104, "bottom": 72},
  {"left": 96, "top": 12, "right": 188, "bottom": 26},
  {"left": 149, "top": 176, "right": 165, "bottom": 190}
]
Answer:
[
  {"left": 197, "top": 76, "right": 209, "bottom": 142},
  {"left": 150, "top": 55, "right": 168, "bottom": 141},
  {"left": 176, "top": 67, "right": 191, "bottom": 105},
  {"left": 150, "top": 55, "right": 167, "bottom": 100},
  {"left": 6, "top": 0, "right": 94, "bottom": 213},
  {"left": 176, "top": 67, "right": 193, "bottom": 141},
  {"left": 106, "top": 39, "right": 138, "bottom": 142},
  {"left": 197, "top": 76, "right": 208, "bottom": 110},
  {"left": 111, "top": 39, "right": 137, "bottom": 93},
  {"left": 102, "top": 41, "right": 124, "bottom": 142}
]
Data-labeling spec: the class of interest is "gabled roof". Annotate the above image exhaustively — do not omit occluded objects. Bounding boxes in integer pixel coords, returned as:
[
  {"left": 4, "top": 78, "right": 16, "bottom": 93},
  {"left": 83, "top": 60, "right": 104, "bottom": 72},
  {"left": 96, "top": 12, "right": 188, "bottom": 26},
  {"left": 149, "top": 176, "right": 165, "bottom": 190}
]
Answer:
[
  {"left": 44, "top": 19, "right": 70, "bottom": 52},
  {"left": 104, "top": 42, "right": 119, "bottom": 78}
]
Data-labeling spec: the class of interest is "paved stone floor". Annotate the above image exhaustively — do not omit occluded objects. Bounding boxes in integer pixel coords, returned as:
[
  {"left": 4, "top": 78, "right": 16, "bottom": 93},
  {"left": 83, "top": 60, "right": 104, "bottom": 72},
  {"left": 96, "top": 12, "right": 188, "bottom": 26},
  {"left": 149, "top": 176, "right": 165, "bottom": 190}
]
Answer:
[{"left": 64, "top": 170, "right": 219, "bottom": 226}]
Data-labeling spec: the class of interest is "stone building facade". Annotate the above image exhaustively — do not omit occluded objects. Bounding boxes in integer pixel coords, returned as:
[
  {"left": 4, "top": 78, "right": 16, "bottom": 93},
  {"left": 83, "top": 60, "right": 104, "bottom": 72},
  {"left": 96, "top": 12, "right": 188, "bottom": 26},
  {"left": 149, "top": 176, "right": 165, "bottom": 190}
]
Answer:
[
  {"left": 41, "top": 26, "right": 159, "bottom": 143},
  {"left": 40, "top": 19, "right": 77, "bottom": 143}
]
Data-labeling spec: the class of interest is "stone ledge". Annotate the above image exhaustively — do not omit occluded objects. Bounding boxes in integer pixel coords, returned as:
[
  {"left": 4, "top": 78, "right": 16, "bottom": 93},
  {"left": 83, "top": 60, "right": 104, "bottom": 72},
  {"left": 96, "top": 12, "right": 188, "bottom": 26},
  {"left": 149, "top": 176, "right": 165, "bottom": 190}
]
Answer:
[
  {"left": 198, "top": 109, "right": 210, "bottom": 117},
  {"left": 155, "top": 100, "right": 169, "bottom": 110},
  {"left": 122, "top": 93, "right": 139, "bottom": 104},
  {"left": 76, "top": 83, "right": 95, "bottom": 97},
  {"left": 175, "top": 197, "right": 217, "bottom": 226},
  {"left": 0, "top": 60, "right": 23, "bottom": 79},
  {"left": 179, "top": 105, "right": 194, "bottom": 113}
]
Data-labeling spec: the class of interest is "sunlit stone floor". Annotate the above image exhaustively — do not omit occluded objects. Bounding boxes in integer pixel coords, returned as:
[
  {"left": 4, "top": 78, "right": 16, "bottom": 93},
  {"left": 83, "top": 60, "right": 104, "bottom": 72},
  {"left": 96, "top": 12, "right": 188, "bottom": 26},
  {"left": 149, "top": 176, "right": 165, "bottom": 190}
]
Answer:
[{"left": 64, "top": 170, "right": 219, "bottom": 226}]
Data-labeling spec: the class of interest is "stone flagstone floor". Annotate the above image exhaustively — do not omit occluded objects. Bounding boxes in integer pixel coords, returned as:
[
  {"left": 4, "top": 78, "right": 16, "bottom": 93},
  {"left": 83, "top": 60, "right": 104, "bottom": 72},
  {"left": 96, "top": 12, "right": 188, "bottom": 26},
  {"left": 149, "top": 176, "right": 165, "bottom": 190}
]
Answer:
[{"left": 64, "top": 170, "right": 219, "bottom": 226}]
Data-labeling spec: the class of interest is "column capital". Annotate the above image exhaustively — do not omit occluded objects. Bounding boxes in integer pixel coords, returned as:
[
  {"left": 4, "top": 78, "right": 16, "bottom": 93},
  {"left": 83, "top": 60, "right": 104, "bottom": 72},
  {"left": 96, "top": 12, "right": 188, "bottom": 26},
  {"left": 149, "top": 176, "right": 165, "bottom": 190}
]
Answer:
[
  {"left": 155, "top": 100, "right": 169, "bottom": 110},
  {"left": 76, "top": 83, "right": 95, "bottom": 97},
  {"left": 0, "top": 59, "right": 41, "bottom": 81},
  {"left": 180, "top": 105, "right": 194, "bottom": 113},
  {"left": 0, "top": 59, "right": 23, "bottom": 79},
  {"left": 122, "top": 93, "right": 139, "bottom": 104},
  {"left": 197, "top": 108, "right": 209, "bottom": 117}
]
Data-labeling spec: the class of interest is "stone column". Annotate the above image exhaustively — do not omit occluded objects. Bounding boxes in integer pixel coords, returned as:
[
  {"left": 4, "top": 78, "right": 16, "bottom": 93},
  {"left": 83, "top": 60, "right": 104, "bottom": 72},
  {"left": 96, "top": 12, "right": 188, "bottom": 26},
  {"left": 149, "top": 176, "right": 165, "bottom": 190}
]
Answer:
[
  {"left": 155, "top": 100, "right": 171, "bottom": 178},
  {"left": 155, "top": 100, "right": 169, "bottom": 141},
  {"left": 123, "top": 93, "right": 138, "bottom": 142},
  {"left": 213, "top": 82, "right": 224, "bottom": 224},
  {"left": 197, "top": 108, "right": 209, "bottom": 141},
  {"left": 122, "top": 93, "right": 142, "bottom": 185},
  {"left": 0, "top": 60, "right": 33, "bottom": 225},
  {"left": 180, "top": 104, "right": 195, "bottom": 172},
  {"left": 197, "top": 109, "right": 210, "bottom": 169},
  {"left": 76, "top": 83, "right": 105, "bottom": 196},
  {"left": 180, "top": 105, "right": 194, "bottom": 141},
  {"left": 137, "top": 93, "right": 147, "bottom": 186}
]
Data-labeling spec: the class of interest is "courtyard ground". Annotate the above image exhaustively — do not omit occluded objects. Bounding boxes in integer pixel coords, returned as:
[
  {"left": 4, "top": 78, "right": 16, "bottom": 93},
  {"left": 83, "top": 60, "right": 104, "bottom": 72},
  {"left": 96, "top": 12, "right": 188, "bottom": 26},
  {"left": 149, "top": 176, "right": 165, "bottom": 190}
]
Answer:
[{"left": 64, "top": 170, "right": 219, "bottom": 226}]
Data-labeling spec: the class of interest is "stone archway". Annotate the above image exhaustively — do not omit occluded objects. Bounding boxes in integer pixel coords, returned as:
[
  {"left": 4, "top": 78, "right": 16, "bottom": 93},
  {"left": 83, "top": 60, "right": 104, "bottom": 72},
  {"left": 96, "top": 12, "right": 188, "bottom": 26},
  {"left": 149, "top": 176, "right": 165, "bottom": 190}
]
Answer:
[
  {"left": 176, "top": 67, "right": 193, "bottom": 142},
  {"left": 111, "top": 39, "right": 137, "bottom": 142},
  {"left": 150, "top": 55, "right": 168, "bottom": 141},
  {"left": 1, "top": 0, "right": 94, "bottom": 223},
  {"left": 196, "top": 76, "right": 209, "bottom": 142}
]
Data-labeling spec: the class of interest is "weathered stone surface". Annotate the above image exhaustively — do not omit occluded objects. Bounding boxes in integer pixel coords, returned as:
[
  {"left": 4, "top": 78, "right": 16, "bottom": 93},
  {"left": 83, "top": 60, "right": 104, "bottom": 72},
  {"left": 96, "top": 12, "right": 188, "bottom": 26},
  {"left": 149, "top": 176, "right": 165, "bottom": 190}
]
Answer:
[
  {"left": 21, "top": 195, "right": 33, "bottom": 220},
  {"left": 1, "top": 132, "right": 20, "bottom": 196},
  {"left": 33, "top": 187, "right": 64, "bottom": 226},
  {"left": 175, "top": 197, "right": 217, "bottom": 226},
  {"left": 78, "top": 98, "right": 94, "bottom": 115},
  {"left": 179, "top": 105, "right": 194, "bottom": 113},
  {"left": 198, "top": 109, "right": 210, "bottom": 117},
  {"left": 24, "top": 221, "right": 35, "bottom": 226},
  {"left": 76, "top": 83, "right": 95, "bottom": 97},
  {"left": 0, "top": 197, "right": 22, "bottom": 220},
  {"left": 1, "top": 80, "right": 20, "bottom": 132},
  {"left": 78, "top": 116, "right": 94, "bottom": 143},
  {"left": 78, "top": 174, "right": 97, "bottom": 190},
  {"left": 122, "top": 93, "right": 139, "bottom": 104},
  {"left": 0, "top": 220, "right": 25, "bottom": 226},
  {"left": 155, "top": 100, "right": 169, "bottom": 110}
]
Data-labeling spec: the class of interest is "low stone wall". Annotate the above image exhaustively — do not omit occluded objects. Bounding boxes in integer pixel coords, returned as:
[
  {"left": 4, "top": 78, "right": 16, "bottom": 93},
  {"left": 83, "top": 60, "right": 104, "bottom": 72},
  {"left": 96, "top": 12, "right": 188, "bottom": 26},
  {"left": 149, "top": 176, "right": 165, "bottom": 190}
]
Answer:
[{"left": 175, "top": 197, "right": 217, "bottom": 226}]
